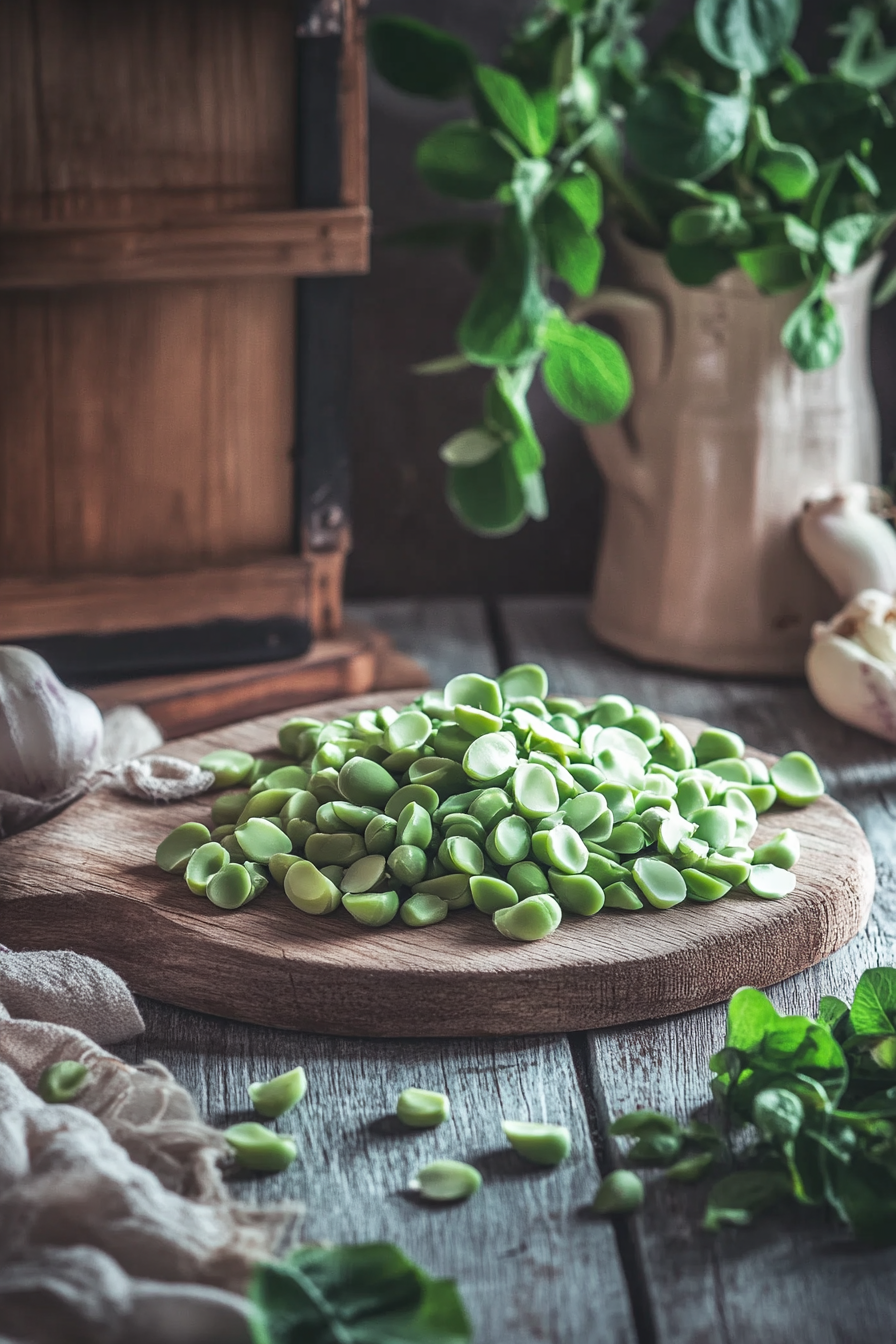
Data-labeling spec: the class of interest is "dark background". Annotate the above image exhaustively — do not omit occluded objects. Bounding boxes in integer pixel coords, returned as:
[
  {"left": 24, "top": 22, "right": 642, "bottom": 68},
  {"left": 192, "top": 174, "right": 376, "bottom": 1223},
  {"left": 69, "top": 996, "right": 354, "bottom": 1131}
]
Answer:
[{"left": 345, "top": 0, "right": 896, "bottom": 599}]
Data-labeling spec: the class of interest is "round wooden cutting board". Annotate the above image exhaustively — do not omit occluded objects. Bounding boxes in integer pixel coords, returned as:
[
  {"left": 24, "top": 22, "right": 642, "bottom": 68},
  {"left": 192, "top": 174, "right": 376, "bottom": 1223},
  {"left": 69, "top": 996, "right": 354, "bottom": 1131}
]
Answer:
[{"left": 0, "top": 691, "right": 875, "bottom": 1037}]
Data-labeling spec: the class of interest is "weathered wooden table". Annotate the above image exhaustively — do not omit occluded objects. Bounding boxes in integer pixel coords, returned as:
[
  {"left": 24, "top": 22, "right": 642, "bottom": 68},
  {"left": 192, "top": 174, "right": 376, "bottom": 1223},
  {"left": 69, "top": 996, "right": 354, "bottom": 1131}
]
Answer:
[{"left": 120, "top": 597, "right": 896, "bottom": 1343}]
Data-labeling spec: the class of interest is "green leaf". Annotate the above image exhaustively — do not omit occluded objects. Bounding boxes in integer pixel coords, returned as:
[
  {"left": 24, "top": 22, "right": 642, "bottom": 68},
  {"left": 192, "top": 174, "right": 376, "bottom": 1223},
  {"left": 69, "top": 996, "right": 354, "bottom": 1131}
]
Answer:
[
  {"left": 703, "top": 1169, "right": 792, "bottom": 1230},
  {"left": 832, "top": 7, "right": 896, "bottom": 90},
  {"left": 367, "top": 17, "right": 473, "bottom": 101},
  {"left": 873, "top": 263, "right": 896, "bottom": 308},
  {"left": 768, "top": 79, "right": 877, "bottom": 164},
  {"left": 756, "top": 143, "right": 819, "bottom": 202},
  {"left": 736, "top": 243, "right": 806, "bottom": 294},
  {"left": 249, "top": 1242, "right": 472, "bottom": 1344},
  {"left": 850, "top": 968, "right": 896, "bottom": 1037},
  {"left": 458, "top": 208, "right": 548, "bottom": 366},
  {"left": 782, "top": 288, "right": 844, "bottom": 370},
  {"left": 670, "top": 205, "right": 728, "bottom": 245},
  {"left": 486, "top": 366, "right": 547, "bottom": 519},
  {"left": 555, "top": 168, "right": 603, "bottom": 231},
  {"left": 539, "top": 193, "right": 604, "bottom": 296},
  {"left": 666, "top": 1150, "right": 716, "bottom": 1182},
  {"left": 476, "top": 66, "right": 554, "bottom": 157},
  {"left": 694, "top": 0, "right": 800, "bottom": 76},
  {"left": 818, "top": 995, "right": 851, "bottom": 1031},
  {"left": 831, "top": 1154, "right": 896, "bottom": 1244},
  {"left": 666, "top": 241, "right": 735, "bottom": 285},
  {"left": 821, "top": 213, "right": 880, "bottom": 275},
  {"left": 845, "top": 150, "right": 881, "bottom": 198},
  {"left": 447, "top": 444, "right": 528, "bottom": 537},
  {"left": 438, "top": 428, "right": 502, "bottom": 467},
  {"left": 726, "top": 987, "right": 781, "bottom": 1054},
  {"left": 610, "top": 1110, "right": 682, "bottom": 1138},
  {"left": 627, "top": 75, "right": 750, "bottom": 183},
  {"left": 782, "top": 216, "right": 819, "bottom": 253},
  {"left": 416, "top": 123, "right": 515, "bottom": 201},
  {"left": 509, "top": 158, "right": 553, "bottom": 225},
  {"left": 540, "top": 310, "right": 632, "bottom": 424}
]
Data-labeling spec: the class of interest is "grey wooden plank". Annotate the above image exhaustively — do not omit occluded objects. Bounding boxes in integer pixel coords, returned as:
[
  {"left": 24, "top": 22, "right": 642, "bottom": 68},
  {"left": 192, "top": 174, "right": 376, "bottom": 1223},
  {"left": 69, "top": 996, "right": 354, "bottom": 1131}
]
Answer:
[
  {"left": 503, "top": 596, "right": 896, "bottom": 1342},
  {"left": 344, "top": 597, "right": 498, "bottom": 688},
  {"left": 127, "top": 999, "right": 637, "bottom": 1344}
]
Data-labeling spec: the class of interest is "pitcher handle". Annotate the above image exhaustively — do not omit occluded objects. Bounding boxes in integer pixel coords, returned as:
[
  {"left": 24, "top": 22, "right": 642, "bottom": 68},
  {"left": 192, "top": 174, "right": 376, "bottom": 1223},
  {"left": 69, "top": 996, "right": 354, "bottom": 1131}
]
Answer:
[{"left": 567, "top": 288, "right": 667, "bottom": 503}]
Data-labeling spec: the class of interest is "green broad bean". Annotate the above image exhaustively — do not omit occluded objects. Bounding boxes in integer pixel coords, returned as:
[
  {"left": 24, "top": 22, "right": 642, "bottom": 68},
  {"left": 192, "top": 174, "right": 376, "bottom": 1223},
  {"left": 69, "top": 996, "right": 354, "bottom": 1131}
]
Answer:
[
  {"left": 224, "top": 1122, "right": 297, "bottom": 1172},
  {"left": 263, "top": 765, "right": 310, "bottom": 791},
  {"left": 432, "top": 723, "right": 475, "bottom": 763},
  {"left": 584, "top": 853, "right": 629, "bottom": 885},
  {"left": 442, "top": 814, "right": 487, "bottom": 844},
  {"left": 770, "top": 751, "right": 825, "bottom": 806},
  {"left": 438, "top": 835, "right": 485, "bottom": 876},
  {"left": 416, "top": 691, "right": 451, "bottom": 719},
  {"left": 269, "top": 853, "right": 301, "bottom": 885},
  {"left": 244, "top": 859, "right": 271, "bottom": 894},
  {"left": 753, "top": 829, "right": 800, "bottom": 869},
  {"left": 206, "top": 862, "right": 254, "bottom": 909},
  {"left": 396, "top": 801, "right": 434, "bottom": 849},
  {"left": 210, "top": 824, "right": 235, "bottom": 840},
  {"left": 353, "top": 709, "right": 384, "bottom": 741},
  {"left": 463, "top": 731, "right": 518, "bottom": 783},
  {"left": 220, "top": 834, "right": 247, "bottom": 861},
  {"left": 315, "top": 802, "right": 347, "bottom": 834},
  {"left": 504, "top": 694, "right": 549, "bottom": 718},
  {"left": 454, "top": 703, "right": 503, "bottom": 738},
  {"left": 425, "top": 855, "right": 448, "bottom": 880},
  {"left": 657, "top": 813, "right": 695, "bottom": 855},
  {"left": 341, "top": 853, "right": 387, "bottom": 893},
  {"left": 682, "top": 868, "right": 730, "bottom": 903},
  {"left": 501, "top": 1119, "right": 571, "bottom": 1166},
  {"left": 384, "top": 709, "right": 433, "bottom": 754},
  {"left": 608, "top": 821, "right": 649, "bottom": 854},
  {"left": 444, "top": 672, "right": 503, "bottom": 715},
  {"left": 596, "top": 782, "right": 635, "bottom": 822},
  {"left": 327, "top": 802, "right": 377, "bottom": 832},
  {"left": 725, "top": 789, "right": 757, "bottom": 827},
  {"left": 471, "top": 875, "right": 520, "bottom": 913},
  {"left": 185, "top": 842, "right": 228, "bottom": 895},
  {"left": 676, "top": 835, "right": 710, "bottom": 866},
  {"left": 308, "top": 768, "right": 342, "bottom": 803},
  {"left": 396, "top": 1087, "right": 450, "bottom": 1128},
  {"left": 506, "top": 860, "right": 551, "bottom": 898},
  {"left": 603, "top": 881, "right": 644, "bottom": 910},
  {"left": 702, "top": 757, "right": 751, "bottom": 785},
  {"left": 561, "top": 792, "right": 608, "bottom": 834},
  {"left": 578, "top": 809, "right": 614, "bottom": 844},
  {"left": 512, "top": 762, "right": 560, "bottom": 820},
  {"left": 338, "top": 756, "right": 398, "bottom": 808},
  {"left": 747, "top": 864, "right": 797, "bottom": 899},
  {"left": 702, "top": 853, "right": 751, "bottom": 886},
  {"left": 569, "top": 764, "right": 605, "bottom": 791},
  {"left": 584, "top": 840, "right": 619, "bottom": 860},
  {"left": 589, "top": 694, "right": 633, "bottom": 727},
  {"left": 545, "top": 696, "right": 585, "bottom": 717},
  {"left": 734, "top": 816, "right": 758, "bottom": 846},
  {"left": 388, "top": 844, "right": 429, "bottom": 886},
  {"left": 468, "top": 787, "right": 513, "bottom": 829},
  {"left": 376, "top": 706, "right": 399, "bottom": 728},
  {"left": 593, "top": 1170, "right": 644, "bottom": 1214},
  {"left": 285, "top": 818, "right": 315, "bottom": 851},
  {"left": 649, "top": 763, "right": 679, "bottom": 781},
  {"left": 279, "top": 716, "right": 323, "bottom": 756},
  {"left": 529, "top": 830, "right": 554, "bottom": 867},
  {"left": 211, "top": 792, "right": 251, "bottom": 827},
  {"left": 721, "top": 844, "right": 754, "bottom": 862},
  {"left": 386, "top": 784, "right": 440, "bottom": 820},
  {"left": 548, "top": 870, "right": 604, "bottom": 915},
  {"left": 411, "top": 1158, "right": 482, "bottom": 1202},
  {"left": 280, "top": 790, "right": 319, "bottom": 825},
  {"left": 499, "top": 663, "right": 549, "bottom": 701},
  {"left": 284, "top": 860, "right": 342, "bottom": 914},
  {"left": 311, "top": 741, "right": 347, "bottom": 773},
  {"left": 493, "top": 893, "right": 562, "bottom": 942},
  {"left": 637, "top": 798, "right": 676, "bottom": 832},
  {"left": 249, "top": 757, "right": 287, "bottom": 784},
  {"left": 527, "top": 751, "right": 580, "bottom": 802},
  {"left": 594, "top": 747, "right": 645, "bottom": 791},
  {"left": 433, "top": 788, "right": 483, "bottom": 823},
  {"left": 304, "top": 831, "right": 366, "bottom": 868},
  {"left": 408, "top": 756, "right": 468, "bottom": 798},
  {"left": 593, "top": 725, "right": 652, "bottom": 767},
  {"left": 651, "top": 723, "right": 696, "bottom": 772},
  {"left": 746, "top": 757, "right": 771, "bottom": 784},
  {"left": 739, "top": 783, "right": 778, "bottom": 813},
  {"left": 320, "top": 864, "right": 345, "bottom": 887},
  {"left": 549, "top": 712, "right": 581, "bottom": 740},
  {"left": 343, "top": 890, "right": 400, "bottom": 927},
  {"left": 533, "top": 812, "right": 566, "bottom": 833},
  {"left": 38, "top": 1060, "right": 89, "bottom": 1104},
  {"left": 486, "top": 814, "right": 532, "bottom": 866},
  {"left": 364, "top": 744, "right": 392, "bottom": 765},
  {"left": 689, "top": 806, "right": 736, "bottom": 851},
  {"left": 234, "top": 818, "right": 291, "bottom": 864},
  {"left": 381, "top": 746, "right": 430, "bottom": 774},
  {"left": 412, "top": 873, "right": 472, "bottom": 910},
  {"left": 695, "top": 727, "right": 745, "bottom": 764},
  {"left": 198, "top": 748, "right": 254, "bottom": 788},
  {"left": 543, "top": 824, "right": 588, "bottom": 875},
  {"left": 156, "top": 822, "right": 210, "bottom": 874},
  {"left": 632, "top": 857, "right": 687, "bottom": 910},
  {"left": 248, "top": 1066, "right": 307, "bottom": 1118},
  {"left": 641, "top": 772, "right": 677, "bottom": 798},
  {"left": 621, "top": 707, "right": 662, "bottom": 744},
  {"left": 364, "top": 813, "right": 398, "bottom": 855},
  {"left": 400, "top": 892, "right": 449, "bottom": 926}
]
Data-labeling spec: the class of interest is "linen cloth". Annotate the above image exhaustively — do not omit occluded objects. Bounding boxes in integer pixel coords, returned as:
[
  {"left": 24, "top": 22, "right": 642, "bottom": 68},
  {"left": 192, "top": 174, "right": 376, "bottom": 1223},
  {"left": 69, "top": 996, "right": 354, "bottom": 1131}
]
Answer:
[{"left": 0, "top": 949, "right": 298, "bottom": 1344}]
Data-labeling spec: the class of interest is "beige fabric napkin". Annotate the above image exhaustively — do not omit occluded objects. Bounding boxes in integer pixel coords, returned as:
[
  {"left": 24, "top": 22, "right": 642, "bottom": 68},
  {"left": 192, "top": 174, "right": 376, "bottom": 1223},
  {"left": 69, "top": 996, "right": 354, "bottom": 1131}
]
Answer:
[{"left": 0, "top": 949, "right": 299, "bottom": 1344}]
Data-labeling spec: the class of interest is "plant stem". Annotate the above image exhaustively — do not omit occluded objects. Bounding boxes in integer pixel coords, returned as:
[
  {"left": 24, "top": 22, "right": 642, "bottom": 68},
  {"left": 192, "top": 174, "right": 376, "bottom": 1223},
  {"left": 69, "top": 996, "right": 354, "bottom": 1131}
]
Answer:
[{"left": 586, "top": 143, "right": 664, "bottom": 243}]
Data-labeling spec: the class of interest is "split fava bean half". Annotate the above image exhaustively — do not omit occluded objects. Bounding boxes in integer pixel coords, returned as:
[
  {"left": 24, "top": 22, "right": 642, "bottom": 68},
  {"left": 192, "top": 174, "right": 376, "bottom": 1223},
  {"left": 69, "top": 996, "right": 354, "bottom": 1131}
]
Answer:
[
  {"left": 284, "top": 860, "right": 342, "bottom": 915},
  {"left": 248, "top": 1066, "right": 308, "bottom": 1118},
  {"left": 400, "top": 892, "right": 448, "bottom": 926},
  {"left": 493, "top": 893, "right": 562, "bottom": 942},
  {"left": 156, "top": 822, "right": 211, "bottom": 874},
  {"left": 343, "top": 890, "right": 400, "bottom": 927},
  {"left": 502, "top": 1119, "right": 571, "bottom": 1166},
  {"left": 38, "top": 1060, "right": 90, "bottom": 1104},
  {"left": 396, "top": 1087, "right": 450, "bottom": 1128},
  {"left": 224, "top": 1122, "right": 297, "bottom": 1172},
  {"left": 411, "top": 1159, "right": 482, "bottom": 1202},
  {"left": 593, "top": 1170, "right": 645, "bottom": 1214}
]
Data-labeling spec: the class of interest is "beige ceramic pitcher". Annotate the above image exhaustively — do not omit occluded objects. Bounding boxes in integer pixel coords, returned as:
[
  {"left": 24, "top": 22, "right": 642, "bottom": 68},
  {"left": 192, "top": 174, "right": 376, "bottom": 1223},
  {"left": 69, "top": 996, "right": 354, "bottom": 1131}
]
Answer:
[{"left": 572, "top": 238, "right": 882, "bottom": 675}]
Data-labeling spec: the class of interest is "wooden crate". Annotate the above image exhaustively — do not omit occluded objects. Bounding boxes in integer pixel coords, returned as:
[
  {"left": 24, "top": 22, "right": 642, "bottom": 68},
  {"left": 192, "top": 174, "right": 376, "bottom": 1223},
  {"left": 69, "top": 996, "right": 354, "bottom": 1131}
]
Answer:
[{"left": 0, "top": 0, "right": 368, "bottom": 639}]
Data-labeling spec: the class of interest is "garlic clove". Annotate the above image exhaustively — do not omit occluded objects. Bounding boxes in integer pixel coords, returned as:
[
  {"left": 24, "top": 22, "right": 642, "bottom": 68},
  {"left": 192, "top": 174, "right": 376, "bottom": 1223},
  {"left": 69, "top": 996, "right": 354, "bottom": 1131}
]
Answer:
[
  {"left": 0, "top": 646, "right": 104, "bottom": 800},
  {"left": 799, "top": 483, "right": 896, "bottom": 602},
  {"left": 806, "top": 603, "right": 896, "bottom": 744}
]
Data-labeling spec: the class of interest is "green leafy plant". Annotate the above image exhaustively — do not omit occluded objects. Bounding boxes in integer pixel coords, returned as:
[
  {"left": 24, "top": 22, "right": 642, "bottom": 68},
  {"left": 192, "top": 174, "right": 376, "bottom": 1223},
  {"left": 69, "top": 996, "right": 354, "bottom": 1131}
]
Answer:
[
  {"left": 611, "top": 967, "right": 896, "bottom": 1244},
  {"left": 370, "top": 1, "right": 896, "bottom": 535},
  {"left": 249, "top": 1241, "right": 471, "bottom": 1344}
]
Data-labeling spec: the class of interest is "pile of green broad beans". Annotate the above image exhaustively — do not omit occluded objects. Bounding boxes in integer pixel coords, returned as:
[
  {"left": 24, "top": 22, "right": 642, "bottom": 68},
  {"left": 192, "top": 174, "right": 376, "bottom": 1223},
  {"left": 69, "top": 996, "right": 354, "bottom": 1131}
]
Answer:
[{"left": 155, "top": 666, "right": 825, "bottom": 941}]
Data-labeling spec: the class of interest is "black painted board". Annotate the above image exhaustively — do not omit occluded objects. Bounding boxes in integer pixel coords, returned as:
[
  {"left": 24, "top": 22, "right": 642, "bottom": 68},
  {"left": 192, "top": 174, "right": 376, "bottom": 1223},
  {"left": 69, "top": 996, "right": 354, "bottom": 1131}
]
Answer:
[{"left": 125, "top": 998, "right": 638, "bottom": 1344}]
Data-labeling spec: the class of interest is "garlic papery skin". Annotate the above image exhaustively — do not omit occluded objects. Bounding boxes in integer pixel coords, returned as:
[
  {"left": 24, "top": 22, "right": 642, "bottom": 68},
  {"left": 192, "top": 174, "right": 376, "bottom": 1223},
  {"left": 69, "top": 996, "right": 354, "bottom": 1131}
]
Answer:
[
  {"left": 0, "top": 646, "right": 104, "bottom": 800},
  {"left": 806, "top": 591, "right": 896, "bottom": 743},
  {"left": 799, "top": 484, "right": 896, "bottom": 602}
]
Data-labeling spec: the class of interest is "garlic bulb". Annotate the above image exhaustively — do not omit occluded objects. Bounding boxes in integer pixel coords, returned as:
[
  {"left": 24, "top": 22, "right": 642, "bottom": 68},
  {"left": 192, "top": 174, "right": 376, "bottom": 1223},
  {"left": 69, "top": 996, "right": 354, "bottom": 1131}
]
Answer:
[
  {"left": 0, "top": 646, "right": 104, "bottom": 799},
  {"left": 806, "top": 590, "right": 896, "bottom": 743},
  {"left": 799, "top": 484, "right": 896, "bottom": 601}
]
